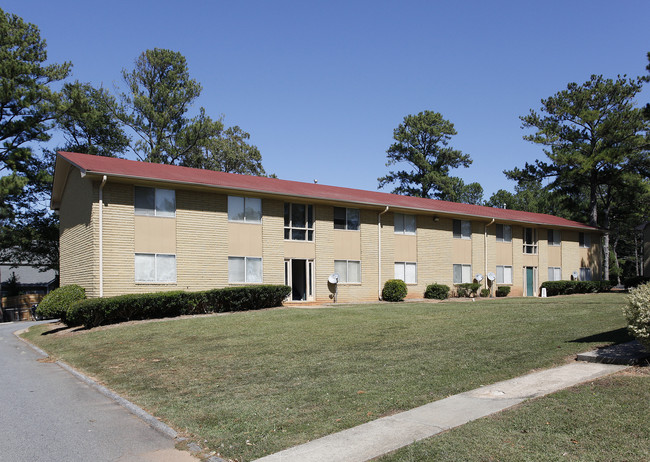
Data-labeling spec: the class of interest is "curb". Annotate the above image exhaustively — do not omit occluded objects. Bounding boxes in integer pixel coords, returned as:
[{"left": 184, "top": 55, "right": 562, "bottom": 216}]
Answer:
[{"left": 14, "top": 326, "right": 179, "bottom": 441}]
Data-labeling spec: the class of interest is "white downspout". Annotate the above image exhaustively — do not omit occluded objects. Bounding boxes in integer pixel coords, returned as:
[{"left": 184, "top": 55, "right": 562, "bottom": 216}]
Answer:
[
  {"left": 485, "top": 218, "right": 495, "bottom": 292},
  {"left": 99, "top": 175, "right": 107, "bottom": 297},
  {"left": 378, "top": 206, "right": 389, "bottom": 300}
]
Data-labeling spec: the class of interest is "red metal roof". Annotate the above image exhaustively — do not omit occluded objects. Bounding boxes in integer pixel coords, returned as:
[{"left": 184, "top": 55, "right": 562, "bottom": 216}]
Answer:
[{"left": 55, "top": 151, "right": 599, "bottom": 230}]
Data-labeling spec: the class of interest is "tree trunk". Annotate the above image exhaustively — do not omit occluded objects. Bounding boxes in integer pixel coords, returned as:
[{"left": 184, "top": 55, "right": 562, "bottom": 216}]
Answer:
[{"left": 602, "top": 203, "right": 611, "bottom": 281}]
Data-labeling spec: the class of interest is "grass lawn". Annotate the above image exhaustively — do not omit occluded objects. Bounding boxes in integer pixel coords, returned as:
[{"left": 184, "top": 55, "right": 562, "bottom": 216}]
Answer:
[
  {"left": 379, "top": 368, "right": 650, "bottom": 462},
  {"left": 23, "top": 293, "right": 635, "bottom": 461}
]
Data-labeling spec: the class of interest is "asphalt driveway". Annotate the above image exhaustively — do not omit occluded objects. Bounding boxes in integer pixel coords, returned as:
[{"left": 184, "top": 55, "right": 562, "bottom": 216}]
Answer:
[{"left": 0, "top": 321, "right": 197, "bottom": 462}]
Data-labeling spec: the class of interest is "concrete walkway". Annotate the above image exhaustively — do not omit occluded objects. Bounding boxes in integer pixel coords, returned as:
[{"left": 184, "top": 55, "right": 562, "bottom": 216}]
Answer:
[{"left": 255, "top": 361, "right": 629, "bottom": 462}]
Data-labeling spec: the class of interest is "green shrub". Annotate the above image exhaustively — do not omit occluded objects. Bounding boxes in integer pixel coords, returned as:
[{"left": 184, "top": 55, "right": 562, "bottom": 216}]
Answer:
[
  {"left": 36, "top": 285, "right": 86, "bottom": 322},
  {"left": 424, "top": 283, "right": 449, "bottom": 300},
  {"left": 496, "top": 286, "right": 511, "bottom": 297},
  {"left": 455, "top": 283, "right": 480, "bottom": 297},
  {"left": 382, "top": 279, "right": 407, "bottom": 302},
  {"left": 480, "top": 288, "right": 490, "bottom": 297},
  {"left": 622, "top": 282, "right": 650, "bottom": 350},
  {"left": 541, "top": 280, "right": 612, "bottom": 296},
  {"left": 66, "top": 285, "right": 291, "bottom": 328},
  {"left": 623, "top": 276, "right": 650, "bottom": 289}
]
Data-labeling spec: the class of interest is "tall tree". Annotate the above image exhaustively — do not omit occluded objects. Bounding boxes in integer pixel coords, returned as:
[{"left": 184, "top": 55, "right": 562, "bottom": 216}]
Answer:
[
  {"left": 378, "top": 111, "right": 476, "bottom": 202},
  {"left": 506, "top": 74, "right": 650, "bottom": 280},
  {"left": 116, "top": 48, "right": 223, "bottom": 165}
]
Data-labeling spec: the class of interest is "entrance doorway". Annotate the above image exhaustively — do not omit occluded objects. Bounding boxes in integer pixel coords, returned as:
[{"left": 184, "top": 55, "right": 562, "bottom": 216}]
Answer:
[
  {"left": 525, "top": 266, "right": 536, "bottom": 297},
  {"left": 284, "top": 259, "right": 314, "bottom": 301}
]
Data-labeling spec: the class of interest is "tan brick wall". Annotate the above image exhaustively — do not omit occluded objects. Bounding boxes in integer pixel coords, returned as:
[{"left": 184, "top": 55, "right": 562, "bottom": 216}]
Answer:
[
  {"left": 471, "top": 220, "right": 485, "bottom": 284},
  {"left": 510, "top": 226, "right": 524, "bottom": 296},
  {"left": 58, "top": 170, "right": 97, "bottom": 296},
  {"left": 315, "top": 204, "right": 335, "bottom": 301},
  {"left": 562, "top": 230, "right": 580, "bottom": 280},
  {"left": 538, "top": 228, "right": 549, "bottom": 286},
  {"left": 262, "top": 199, "right": 284, "bottom": 285}
]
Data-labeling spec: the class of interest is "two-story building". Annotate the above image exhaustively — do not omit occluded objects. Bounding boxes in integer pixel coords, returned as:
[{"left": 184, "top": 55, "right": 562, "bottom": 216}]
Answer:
[{"left": 51, "top": 151, "right": 602, "bottom": 302}]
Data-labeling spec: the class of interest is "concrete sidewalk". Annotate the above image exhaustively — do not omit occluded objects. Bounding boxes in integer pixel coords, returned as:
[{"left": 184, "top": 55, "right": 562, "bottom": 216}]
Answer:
[{"left": 255, "top": 361, "right": 629, "bottom": 462}]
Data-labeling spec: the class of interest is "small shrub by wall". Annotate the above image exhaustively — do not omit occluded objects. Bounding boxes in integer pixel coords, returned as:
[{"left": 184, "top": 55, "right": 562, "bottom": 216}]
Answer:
[
  {"left": 455, "top": 283, "right": 480, "bottom": 297},
  {"left": 496, "top": 286, "right": 511, "bottom": 297},
  {"left": 424, "top": 284, "right": 450, "bottom": 300},
  {"left": 36, "top": 285, "right": 86, "bottom": 323},
  {"left": 480, "top": 288, "right": 490, "bottom": 297},
  {"left": 382, "top": 279, "right": 407, "bottom": 302},
  {"left": 622, "top": 282, "right": 650, "bottom": 350},
  {"left": 541, "top": 280, "right": 612, "bottom": 296}
]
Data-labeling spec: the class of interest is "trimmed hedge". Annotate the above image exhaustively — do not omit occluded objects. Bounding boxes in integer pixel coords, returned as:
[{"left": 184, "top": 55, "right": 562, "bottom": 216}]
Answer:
[
  {"left": 496, "top": 286, "right": 511, "bottom": 297},
  {"left": 36, "top": 285, "right": 86, "bottom": 322},
  {"left": 66, "top": 285, "right": 291, "bottom": 328},
  {"left": 424, "top": 283, "right": 450, "bottom": 300},
  {"left": 540, "top": 280, "right": 612, "bottom": 296},
  {"left": 480, "top": 288, "right": 490, "bottom": 297},
  {"left": 622, "top": 282, "right": 650, "bottom": 349},
  {"left": 455, "top": 283, "right": 480, "bottom": 297},
  {"left": 623, "top": 276, "right": 650, "bottom": 289},
  {"left": 382, "top": 279, "right": 408, "bottom": 302}
]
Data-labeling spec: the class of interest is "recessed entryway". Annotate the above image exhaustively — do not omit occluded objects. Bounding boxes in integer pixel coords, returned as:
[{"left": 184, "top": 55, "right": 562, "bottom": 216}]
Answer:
[{"left": 284, "top": 259, "right": 314, "bottom": 301}]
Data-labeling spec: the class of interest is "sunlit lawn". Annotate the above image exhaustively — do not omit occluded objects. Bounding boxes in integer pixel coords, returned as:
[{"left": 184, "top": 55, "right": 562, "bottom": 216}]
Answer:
[{"left": 24, "top": 293, "right": 632, "bottom": 461}]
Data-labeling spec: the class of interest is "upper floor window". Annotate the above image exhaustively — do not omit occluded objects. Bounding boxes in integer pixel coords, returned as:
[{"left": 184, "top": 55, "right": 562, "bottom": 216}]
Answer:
[
  {"left": 496, "top": 224, "right": 512, "bottom": 243},
  {"left": 334, "top": 207, "right": 360, "bottom": 230},
  {"left": 228, "top": 196, "right": 262, "bottom": 223},
  {"left": 284, "top": 203, "right": 313, "bottom": 241},
  {"left": 523, "top": 228, "right": 537, "bottom": 254},
  {"left": 579, "top": 232, "right": 591, "bottom": 248},
  {"left": 135, "top": 186, "right": 175, "bottom": 217},
  {"left": 453, "top": 219, "right": 471, "bottom": 239},
  {"left": 394, "top": 213, "right": 416, "bottom": 235},
  {"left": 547, "top": 229, "right": 561, "bottom": 246}
]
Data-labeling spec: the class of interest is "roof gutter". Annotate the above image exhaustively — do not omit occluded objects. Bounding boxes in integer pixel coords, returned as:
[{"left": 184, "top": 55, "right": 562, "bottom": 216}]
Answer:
[{"left": 378, "top": 206, "right": 389, "bottom": 300}]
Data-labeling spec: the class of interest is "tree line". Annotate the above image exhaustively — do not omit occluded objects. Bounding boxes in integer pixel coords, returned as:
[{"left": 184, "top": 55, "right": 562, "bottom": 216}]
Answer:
[{"left": 1, "top": 7, "right": 648, "bottom": 284}]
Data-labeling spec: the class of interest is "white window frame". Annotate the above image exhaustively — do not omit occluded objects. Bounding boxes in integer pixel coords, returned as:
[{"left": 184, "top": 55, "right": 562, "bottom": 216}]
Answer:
[
  {"left": 333, "top": 207, "right": 360, "bottom": 231},
  {"left": 394, "top": 213, "right": 416, "bottom": 235},
  {"left": 135, "top": 186, "right": 176, "bottom": 217},
  {"left": 453, "top": 219, "right": 472, "bottom": 239},
  {"left": 228, "top": 256, "right": 263, "bottom": 283},
  {"left": 134, "top": 253, "right": 177, "bottom": 283},
  {"left": 523, "top": 228, "right": 538, "bottom": 254},
  {"left": 579, "top": 232, "right": 591, "bottom": 248},
  {"left": 548, "top": 266, "right": 562, "bottom": 281},
  {"left": 284, "top": 203, "right": 314, "bottom": 241},
  {"left": 547, "top": 229, "right": 561, "bottom": 246},
  {"left": 334, "top": 260, "right": 361, "bottom": 284},
  {"left": 394, "top": 262, "right": 417, "bottom": 284},
  {"left": 228, "top": 196, "right": 262, "bottom": 224},
  {"left": 579, "top": 267, "right": 592, "bottom": 281},
  {"left": 453, "top": 264, "right": 472, "bottom": 284},
  {"left": 496, "top": 265, "right": 513, "bottom": 284},
  {"left": 496, "top": 224, "right": 512, "bottom": 243}
]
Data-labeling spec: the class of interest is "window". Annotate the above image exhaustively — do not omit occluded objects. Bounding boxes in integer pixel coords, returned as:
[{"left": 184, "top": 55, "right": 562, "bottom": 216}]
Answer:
[
  {"left": 394, "top": 213, "right": 416, "bottom": 235},
  {"left": 579, "top": 232, "right": 591, "bottom": 248},
  {"left": 496, "top": 265, "right": 513, "bottom": 284},
  {"left": 228, "top": 257, "right": 263, "bottom": 283},
  {"left": 395, "top": 262, "right": 417, "bottom": 284},
  {"left": 453, "top": 264, "right": 472, "bottom": 284},
  {"left": 284, "top": 203, "right": 314, "bottom": 241},
  {"left": 333, "top": 207, "right": 360, "bottom": 230},
  {"left": 334, "top": 260, "right": 361, "bottom": 283},
  {"left": 523, "top": 228, "right": 537, "bottom": 254},
  {"left": 547, "top": 229, "right": 561, "bottom": 246},
  {"left": 135, "top": 187, "right": 175, "bottom": 217},
  {"left": 453, "top": 219, "right": 471, "bottom": 239},
  {"left": 228, "top": 196, "right": 262, "bottom": 223},
  {"left": 135, "top": 253, "right": 176, "bottom": 283},
  {"left": 579, "top": 267, "right": 592, "bottom": 281},
  {"left": 548, "top": 267, "right": 562, "bottom": 281},
  {"left": 496, "top": 224, "right": 512, "bottom": 243}
]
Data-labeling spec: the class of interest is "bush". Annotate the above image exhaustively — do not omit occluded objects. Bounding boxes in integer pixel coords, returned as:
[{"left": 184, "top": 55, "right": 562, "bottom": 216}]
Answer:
[
  {"left": 541, "top": 280, "right": 612, "bottom": 296},
  {"left": 382, "top": 279, "right": 407, "bottom": 302},
  {"left": 622, "top": 282, "right": 650, "bottom": 350},
  {"left": 480, "top": 288, "right": 490, "bottom": 297},
  {"left": 623, "top": 276, "right": 650, "bottom": 289},
  {"left": 424, "top": 283, "right": 449, "bottom": 300},
  {"left": 66, "top": 285, "right": 291, "bottom": 328},
  {"left": 455, "top": 283, "right": 480, "bottom": 297},
  {"left": 496, "top": 286, "right": 511, "bottom": 297},
  {"left": 36, "top": 285, "right": 86, "bottom": 322}
]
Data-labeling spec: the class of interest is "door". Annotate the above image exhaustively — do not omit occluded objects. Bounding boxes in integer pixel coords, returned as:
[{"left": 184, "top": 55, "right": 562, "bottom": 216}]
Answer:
[
  {"left": 285, "top": 259, "right": 314, "bottom": 301},
  {"left": 526, "top": 267, "right": 534, "bottom": 297}
]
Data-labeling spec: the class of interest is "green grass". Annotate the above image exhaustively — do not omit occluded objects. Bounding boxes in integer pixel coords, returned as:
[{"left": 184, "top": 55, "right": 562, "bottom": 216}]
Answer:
[
  {"left": 23, "top": 293, "right": 634, "bottom": 461},
  {"left": 379, "top": 369, "right": 650, "bottom": 462}
]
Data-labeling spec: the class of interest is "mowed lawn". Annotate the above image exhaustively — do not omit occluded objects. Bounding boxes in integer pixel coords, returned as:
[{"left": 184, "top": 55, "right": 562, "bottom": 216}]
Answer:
[{"left": 24, "top": 293, "right": 634, "bottom": 461}]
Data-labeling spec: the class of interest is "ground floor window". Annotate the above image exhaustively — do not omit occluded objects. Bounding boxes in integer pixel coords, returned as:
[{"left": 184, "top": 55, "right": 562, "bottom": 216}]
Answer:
[
  {"left": 453, "top": 264, "right": 472, "bottom": 284},
  {"left": 334, "top": 260, "right": 361, "bottom": 283},
  {"left": 548, "top": 266, "right": 562, "bottom": 281},
  {"left": 579, "top": 267, "right": 592, "bottom": 281},
  {"left": 229, "top": 257, "right": 263, "bottom": 283},
  {"left": 395, "top": 262, "right": 417, "bottom": 284},
  {"left": 496, "top": 265, "right": 513, "bottom": 284},
  {"left": 135, "top": 253, "right": 176, "bottom": 283}
]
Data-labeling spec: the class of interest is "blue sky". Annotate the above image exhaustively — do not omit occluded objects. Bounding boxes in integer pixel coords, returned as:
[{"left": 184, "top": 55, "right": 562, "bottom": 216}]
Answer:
[{"left": 6, "top": 0, "right": 650, "bottom": 199}]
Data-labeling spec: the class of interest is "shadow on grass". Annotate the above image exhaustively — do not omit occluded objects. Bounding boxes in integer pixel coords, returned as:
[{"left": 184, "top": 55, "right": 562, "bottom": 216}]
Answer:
[{"left": 569, "top": 327, "right": 634, "bottom": 345}]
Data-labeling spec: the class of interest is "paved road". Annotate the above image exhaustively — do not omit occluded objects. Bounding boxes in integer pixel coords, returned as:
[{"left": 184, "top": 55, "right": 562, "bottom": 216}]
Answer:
[{"left": 0, "top": 321, "right": 197, "bottom": 462}]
